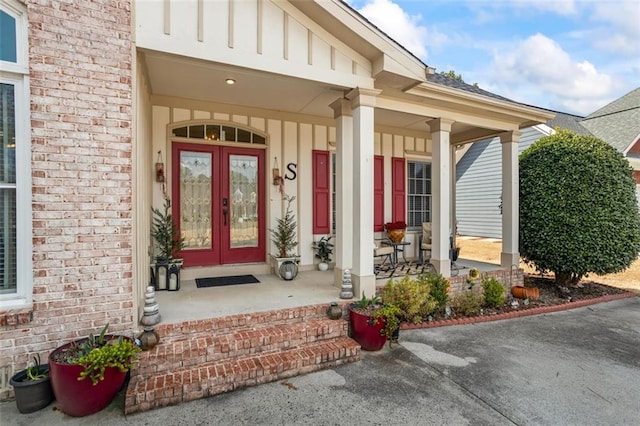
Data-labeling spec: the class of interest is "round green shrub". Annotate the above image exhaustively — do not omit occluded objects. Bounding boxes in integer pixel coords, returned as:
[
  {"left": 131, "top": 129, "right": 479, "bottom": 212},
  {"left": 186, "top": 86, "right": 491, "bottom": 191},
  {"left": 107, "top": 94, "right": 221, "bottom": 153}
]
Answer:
[
  {"left": 451, "top": 291, "right": 482, "bottom": 317},
  {"left": 382, "top": 275, "right": 437, "bottom": 323},
  {"left": 482, "top": 277, "right": 505, "bottom": 308},
  {"left": 519, "top": 130, "right": 640, "bottom": 286},
  {"left": 425, "top": 272, "right": 449, "bottom": 313}
]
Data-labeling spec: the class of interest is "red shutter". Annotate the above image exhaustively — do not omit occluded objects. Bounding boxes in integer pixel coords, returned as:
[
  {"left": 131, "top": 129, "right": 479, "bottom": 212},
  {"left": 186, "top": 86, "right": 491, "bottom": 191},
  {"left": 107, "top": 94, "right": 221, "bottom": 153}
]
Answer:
[
  {"left": 374, "top": 155, "right": 384, "bottom": 231},
  {"left": 312, "top": 150, "right": 330, "bottom": 234},
  {"left": 391, "top": 157, "right": 406, "bottom": 223}
]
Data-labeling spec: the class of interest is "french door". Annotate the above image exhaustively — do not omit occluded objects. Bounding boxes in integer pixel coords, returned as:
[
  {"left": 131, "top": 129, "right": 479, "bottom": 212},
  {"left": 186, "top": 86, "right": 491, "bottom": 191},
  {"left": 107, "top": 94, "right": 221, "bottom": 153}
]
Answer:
[{"left": 172, "top": 143, "right": 265, "bottom": 267}]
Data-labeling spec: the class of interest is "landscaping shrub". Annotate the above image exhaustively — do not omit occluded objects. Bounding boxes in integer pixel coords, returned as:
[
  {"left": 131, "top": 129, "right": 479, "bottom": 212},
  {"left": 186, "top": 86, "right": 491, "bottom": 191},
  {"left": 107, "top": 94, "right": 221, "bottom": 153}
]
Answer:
[
  {"left": 519, "top": 130, "right": 640, "bottom": 286},
  {"left": 450, "top": 291, "right": 482, "bottom": 317},
  {"left": 482, "top": 277, "right": 505, "bottom": 308},
  {"left": 425, "top": 272, "right": 449, "bottom": 313},
  {"left": 382, "top": 275, "right": 437, "bottom": 323}
]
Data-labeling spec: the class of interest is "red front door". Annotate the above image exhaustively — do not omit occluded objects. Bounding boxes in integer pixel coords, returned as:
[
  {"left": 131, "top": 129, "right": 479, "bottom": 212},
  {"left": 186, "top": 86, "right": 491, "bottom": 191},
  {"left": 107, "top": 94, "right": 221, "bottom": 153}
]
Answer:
[{"left": 172, "top": 143, "right": 265, "bottom": 267}]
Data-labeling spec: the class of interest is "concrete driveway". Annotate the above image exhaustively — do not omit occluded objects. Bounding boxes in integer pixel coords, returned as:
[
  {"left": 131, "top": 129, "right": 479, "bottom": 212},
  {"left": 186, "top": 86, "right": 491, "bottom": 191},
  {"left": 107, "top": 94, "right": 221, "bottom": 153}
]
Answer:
[{"left": 2, "top": 297, "right": 639, "bottom": 425}]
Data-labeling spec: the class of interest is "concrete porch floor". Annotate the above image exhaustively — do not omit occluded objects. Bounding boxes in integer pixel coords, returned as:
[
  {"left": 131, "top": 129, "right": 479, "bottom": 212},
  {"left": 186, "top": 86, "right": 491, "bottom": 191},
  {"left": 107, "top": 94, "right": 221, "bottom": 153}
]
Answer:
[{"left": 154, "top": 258, "right": 501, "bottom": 325}]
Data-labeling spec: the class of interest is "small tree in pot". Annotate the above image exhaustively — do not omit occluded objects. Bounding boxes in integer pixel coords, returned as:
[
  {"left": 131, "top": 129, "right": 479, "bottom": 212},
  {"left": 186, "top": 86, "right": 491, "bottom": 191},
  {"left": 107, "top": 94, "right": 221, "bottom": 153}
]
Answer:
[
  {"left": 269, "top": 194, "right": 299, "bottom": 279},
  {"left": 151, "top": 197, "right": 185, "bottom": 290}
]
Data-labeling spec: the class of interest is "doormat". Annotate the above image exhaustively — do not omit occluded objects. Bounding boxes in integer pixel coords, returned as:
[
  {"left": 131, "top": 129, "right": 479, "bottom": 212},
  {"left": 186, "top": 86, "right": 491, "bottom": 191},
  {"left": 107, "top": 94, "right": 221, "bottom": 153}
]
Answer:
[{"left": 196, "top": 275, "right": 260, "bottom": 288}]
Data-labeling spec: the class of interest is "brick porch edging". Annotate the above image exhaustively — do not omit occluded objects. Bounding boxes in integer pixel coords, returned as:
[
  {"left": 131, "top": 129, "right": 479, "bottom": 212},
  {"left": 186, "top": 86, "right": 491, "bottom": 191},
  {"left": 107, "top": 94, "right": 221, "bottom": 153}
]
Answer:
[{"left": 401, "top": 291, "right": 637, "bottom": 330}]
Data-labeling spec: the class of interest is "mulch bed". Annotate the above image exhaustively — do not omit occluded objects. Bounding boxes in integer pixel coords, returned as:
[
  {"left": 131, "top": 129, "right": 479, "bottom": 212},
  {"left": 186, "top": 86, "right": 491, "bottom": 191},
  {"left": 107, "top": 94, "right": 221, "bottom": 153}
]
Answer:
[{"left": 402, "top": 275, "right": 637, "bottom": 330}]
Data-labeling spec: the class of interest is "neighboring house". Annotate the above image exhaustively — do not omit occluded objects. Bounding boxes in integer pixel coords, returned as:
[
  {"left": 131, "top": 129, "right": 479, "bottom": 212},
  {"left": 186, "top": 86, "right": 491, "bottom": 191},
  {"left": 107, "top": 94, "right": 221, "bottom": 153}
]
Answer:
[
  {"left": 579, "top": 87, "right": 640, "bottom": 204},
  {"left": 0, "top": 0, "right": 552, "bottom": 401},
  {"left": 456, "top": 87, "right": 640, "bottom": 238},
  {"left": 455, "top": 111, "right": 587, "bottom": 238}
]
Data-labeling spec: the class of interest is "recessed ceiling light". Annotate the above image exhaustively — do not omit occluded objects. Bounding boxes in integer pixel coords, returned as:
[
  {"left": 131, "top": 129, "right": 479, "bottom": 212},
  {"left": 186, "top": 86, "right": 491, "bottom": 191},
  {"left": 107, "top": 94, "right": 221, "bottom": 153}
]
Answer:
[{"left": 225, "top": 78, "right": 236, "bottom": 85}]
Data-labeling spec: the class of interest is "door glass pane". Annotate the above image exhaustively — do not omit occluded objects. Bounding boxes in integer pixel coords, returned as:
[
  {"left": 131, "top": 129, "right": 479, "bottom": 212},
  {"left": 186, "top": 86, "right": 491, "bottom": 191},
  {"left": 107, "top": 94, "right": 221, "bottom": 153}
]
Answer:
[
  {"left": 180, "top": 151, "right": 212, "bottom": 250},
  {"left": 229, "top": 155, "right": 258, "bottom": 248}
]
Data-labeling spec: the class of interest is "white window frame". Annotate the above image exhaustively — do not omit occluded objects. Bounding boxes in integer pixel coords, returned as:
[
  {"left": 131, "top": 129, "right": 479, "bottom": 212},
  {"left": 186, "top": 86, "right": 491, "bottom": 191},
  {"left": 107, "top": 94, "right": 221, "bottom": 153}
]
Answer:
[
  {"left": 1, "top": 0, "right": 32, "bottom": 309},
  {"left": 407, "top": 160, "right": 432, "bottom": 228}
]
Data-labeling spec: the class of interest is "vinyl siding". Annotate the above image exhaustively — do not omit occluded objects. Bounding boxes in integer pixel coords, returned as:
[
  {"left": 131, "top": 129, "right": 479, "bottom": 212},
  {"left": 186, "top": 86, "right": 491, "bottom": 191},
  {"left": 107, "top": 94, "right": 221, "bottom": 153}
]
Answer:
[{"left": 455, "top": 126, "right": 548, "bottom": 238}]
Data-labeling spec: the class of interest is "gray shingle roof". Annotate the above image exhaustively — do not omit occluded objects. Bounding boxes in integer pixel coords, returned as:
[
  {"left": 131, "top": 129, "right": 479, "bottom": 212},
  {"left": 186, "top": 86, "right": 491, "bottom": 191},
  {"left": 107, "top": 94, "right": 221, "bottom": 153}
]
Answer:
[
  {"left": 425, "top": 73, "right": 514, "bottom": 103},
  {"left": 579, "top": 88, "right": 640, "bottom": 153},
  {"left": 547, "top": 112, "right": 591, "bottom": 136}
]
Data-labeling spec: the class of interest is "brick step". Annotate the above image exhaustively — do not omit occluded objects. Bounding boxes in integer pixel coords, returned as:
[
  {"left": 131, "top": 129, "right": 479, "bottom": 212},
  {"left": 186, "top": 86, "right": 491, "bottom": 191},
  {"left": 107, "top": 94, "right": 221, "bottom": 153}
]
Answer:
[
  {"left": 155, "top": 303, "right": 349, "bottom": 344},
  {"left": 125, "top": 336, "right": 360, "bottom": 414},
  {"left": 137, "top": 318, "right": 349, "bottom": 373}
]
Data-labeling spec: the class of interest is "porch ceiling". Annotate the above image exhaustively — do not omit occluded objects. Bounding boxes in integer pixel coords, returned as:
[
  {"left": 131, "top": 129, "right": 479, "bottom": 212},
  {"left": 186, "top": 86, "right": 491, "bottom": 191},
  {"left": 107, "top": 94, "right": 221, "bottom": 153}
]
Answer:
[{"left": 142, "top": 50, "right": 476, "bottom": 136}]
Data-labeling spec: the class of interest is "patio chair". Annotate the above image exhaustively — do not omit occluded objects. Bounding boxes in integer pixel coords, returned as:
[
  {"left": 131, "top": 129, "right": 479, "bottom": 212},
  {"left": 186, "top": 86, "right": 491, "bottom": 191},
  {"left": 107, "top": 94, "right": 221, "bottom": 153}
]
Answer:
[
  {"left": 418, "top": 222, "right": 432, "bottom": 263},
  {"left": 373, "top": 240, "right": 394, "bottom": 274}
]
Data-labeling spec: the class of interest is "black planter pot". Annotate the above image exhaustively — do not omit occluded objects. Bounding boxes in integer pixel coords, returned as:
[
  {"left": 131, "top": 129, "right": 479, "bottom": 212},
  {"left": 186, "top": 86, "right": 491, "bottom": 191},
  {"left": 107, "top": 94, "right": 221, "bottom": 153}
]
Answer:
[{"left": 9, "top": 366, "right": 54, "bottom": 414}]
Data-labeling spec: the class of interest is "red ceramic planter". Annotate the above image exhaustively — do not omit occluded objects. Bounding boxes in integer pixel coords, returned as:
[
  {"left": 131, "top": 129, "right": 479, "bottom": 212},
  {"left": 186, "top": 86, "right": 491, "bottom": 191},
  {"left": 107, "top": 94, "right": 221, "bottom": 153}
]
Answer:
[
  {"left": 349, "top": 306, "right": 387, "bottom": 351},
  {"left": 48, "top": 340, "right": 129, "bottom": 417}
]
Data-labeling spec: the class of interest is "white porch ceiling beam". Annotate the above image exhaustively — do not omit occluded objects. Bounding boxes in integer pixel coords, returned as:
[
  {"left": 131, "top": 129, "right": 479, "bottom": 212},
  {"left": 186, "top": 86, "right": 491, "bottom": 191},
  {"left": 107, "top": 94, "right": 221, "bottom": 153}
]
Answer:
[
  {"left": 451, "top": 128, "right": 504, "bottom": 145},
  {"left": 376, "top": 96, "right": 520, "bottom": 132}
]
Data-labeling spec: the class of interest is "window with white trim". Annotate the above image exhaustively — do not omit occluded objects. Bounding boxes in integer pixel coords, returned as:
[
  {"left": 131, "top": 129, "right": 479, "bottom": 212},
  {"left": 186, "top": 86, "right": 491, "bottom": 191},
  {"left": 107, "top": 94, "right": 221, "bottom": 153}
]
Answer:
[
  {"left": 407, "top": 161, "right": 431, "bottom": 227},
  {"left": 1, "top": 0, "right": 32, "bottom": 309}
]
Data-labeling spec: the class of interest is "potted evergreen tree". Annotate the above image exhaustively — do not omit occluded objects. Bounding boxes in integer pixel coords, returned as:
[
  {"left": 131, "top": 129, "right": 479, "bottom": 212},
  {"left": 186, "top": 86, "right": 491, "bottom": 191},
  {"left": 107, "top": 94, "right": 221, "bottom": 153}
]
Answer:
[
  {"left": 269, "top": 194, "right": 299, "bottom": 279},
  {"left": 151, "top": 197, "right": 185, "bottom": 290},
  {"left": 9, "top": 354, "right": 54, "bottom": 414}
]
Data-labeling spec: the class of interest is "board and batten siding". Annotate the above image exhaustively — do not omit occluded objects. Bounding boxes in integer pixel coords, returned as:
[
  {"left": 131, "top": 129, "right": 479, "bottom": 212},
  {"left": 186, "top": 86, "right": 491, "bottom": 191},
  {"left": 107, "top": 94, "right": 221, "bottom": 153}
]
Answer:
[
  {"left": 150, "top": 99, "right": 431, "bottom": 265},
  {"left": 455, "top": 125, "right": 551, "bottom": 238}
]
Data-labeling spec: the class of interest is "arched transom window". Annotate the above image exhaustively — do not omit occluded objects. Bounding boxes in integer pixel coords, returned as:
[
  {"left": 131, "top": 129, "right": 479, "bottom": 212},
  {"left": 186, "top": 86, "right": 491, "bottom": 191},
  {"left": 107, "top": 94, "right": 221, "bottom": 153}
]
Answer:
[{"left": 172, "top": 123, "right": 266, "bottom": 145}]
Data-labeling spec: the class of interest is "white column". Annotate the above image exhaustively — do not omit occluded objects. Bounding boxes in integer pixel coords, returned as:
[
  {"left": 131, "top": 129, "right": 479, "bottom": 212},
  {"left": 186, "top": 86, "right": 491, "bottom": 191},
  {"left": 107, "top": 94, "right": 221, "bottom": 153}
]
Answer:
[
  {"left": 347, "top": 87, "right": 380, "bottom": 298},
  {"left": 430, "top": 118, "right": 455, "bottom": 278},
  {"left": 329, "top": 98, "right": 353, "bottom": 288},
  {"left": 500, "top": 131, "right": 521, "bottom": 268}
]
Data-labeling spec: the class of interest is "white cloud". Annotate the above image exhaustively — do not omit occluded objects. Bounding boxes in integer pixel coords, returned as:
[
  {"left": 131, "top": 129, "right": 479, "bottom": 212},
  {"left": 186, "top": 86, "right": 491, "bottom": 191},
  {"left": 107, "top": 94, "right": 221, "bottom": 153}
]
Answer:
[
  {"left": 354, "top": 0, "right": 433, "bottom": 59},
  {"left": 514, "top": 0, "right": 577, "bottom": 16},
  {"left": 589, "top": 1, "right": 640, "bottom": 56},
  {"left": 490, "top": 33, "right": 616, "bottom": 114}
]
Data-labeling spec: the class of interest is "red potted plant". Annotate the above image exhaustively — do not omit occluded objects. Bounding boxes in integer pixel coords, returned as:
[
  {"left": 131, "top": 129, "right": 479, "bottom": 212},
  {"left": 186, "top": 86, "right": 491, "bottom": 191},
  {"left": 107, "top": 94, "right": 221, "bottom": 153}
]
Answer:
[
  {"left": 384, "top": 221, "right": 407, "bottom": 243},
  {"left": 349, "top": 293, "right": 401, "bottom": 351},
  {"left": 48, "top": 323, "right": 140, "bottom": 417}
]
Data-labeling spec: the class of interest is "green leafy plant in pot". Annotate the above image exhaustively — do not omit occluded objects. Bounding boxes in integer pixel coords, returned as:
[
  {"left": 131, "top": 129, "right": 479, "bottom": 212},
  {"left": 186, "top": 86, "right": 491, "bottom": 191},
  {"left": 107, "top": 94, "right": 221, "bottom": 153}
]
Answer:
[
  {"left": 9, "top": 353, "right": 54, "bottom": 414},
  {"left": 349, "top": 293, "right": 401, "bottom": 351},
  {"left": 151, "top": 196, "right": 185, "bottom": 290},
  {"left": 48, "top": 323, "right": 141, "bottom": 417},
  {"left": 312, "top": 236, "right": 334, "bottom": 271}
]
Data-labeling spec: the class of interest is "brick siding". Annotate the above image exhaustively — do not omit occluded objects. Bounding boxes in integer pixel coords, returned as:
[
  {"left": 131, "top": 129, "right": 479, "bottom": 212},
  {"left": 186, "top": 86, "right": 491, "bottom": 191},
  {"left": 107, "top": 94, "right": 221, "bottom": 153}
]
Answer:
[{"left": 0, "top": 0, "right": 134, "bottom": 399}]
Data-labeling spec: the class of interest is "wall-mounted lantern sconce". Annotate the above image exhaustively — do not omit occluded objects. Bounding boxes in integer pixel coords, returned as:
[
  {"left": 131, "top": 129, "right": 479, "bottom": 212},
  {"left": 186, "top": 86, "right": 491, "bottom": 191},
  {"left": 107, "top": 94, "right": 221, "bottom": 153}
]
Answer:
[
  {"left": 155, "top": 150, "right": 165, "bottom": 183},
  {"left": 272, "top": 157, "right": 282, "bottom": 186}
]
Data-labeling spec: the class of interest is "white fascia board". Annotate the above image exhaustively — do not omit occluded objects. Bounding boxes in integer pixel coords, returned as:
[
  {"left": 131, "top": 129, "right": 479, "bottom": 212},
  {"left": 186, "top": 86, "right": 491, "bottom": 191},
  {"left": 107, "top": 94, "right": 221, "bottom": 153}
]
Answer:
[
  {"left": 311, "top": 0, "right": 426, "bottom": 81},
  {"left": 532, "top": 124, "right": 555, "bottom": 136},
  {"left": 623, "top": 132, "right": 640, "bottom": 156},
  {"left": 406, "top": 82, "right": 555, "bottom": 125}
]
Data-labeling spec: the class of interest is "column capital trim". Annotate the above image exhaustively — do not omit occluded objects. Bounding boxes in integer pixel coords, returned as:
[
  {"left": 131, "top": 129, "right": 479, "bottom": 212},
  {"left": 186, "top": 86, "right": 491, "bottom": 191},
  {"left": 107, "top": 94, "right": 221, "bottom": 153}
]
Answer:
[
  {"left": 329, "top": 98, "right": 353, "bottom": 118},
  {"left": 346, "top": 87, "right": 382, "bottom": 108},
  {"left": 426, "top": 118, "right": 455, "bottom": 133},
  {"left": 499, "top": 130, "right": 522, "bottom": 143}
]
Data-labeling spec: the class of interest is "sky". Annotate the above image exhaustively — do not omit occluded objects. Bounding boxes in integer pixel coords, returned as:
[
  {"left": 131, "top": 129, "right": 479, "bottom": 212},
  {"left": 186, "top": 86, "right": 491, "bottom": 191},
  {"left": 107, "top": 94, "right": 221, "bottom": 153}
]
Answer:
[{"left": 347, "top": 0, "right": 640, "bottom": 116}]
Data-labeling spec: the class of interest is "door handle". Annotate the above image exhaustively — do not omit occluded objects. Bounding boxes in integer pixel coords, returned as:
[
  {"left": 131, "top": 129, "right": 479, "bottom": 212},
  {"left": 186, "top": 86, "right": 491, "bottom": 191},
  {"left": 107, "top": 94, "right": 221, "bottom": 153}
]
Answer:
[{"left": 222, "top": 198, "right": 228, "bottom": 226}]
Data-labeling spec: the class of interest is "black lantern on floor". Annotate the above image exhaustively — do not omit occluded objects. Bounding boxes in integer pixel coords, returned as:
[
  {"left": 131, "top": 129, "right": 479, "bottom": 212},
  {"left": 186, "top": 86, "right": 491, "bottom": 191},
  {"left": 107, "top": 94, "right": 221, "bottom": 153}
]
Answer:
[
  {"left": 168, "top": 262, "right": 180, "bottom": 291},
  {"left": 154, "top": 262, "right": 169, "bottom": 291}
]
